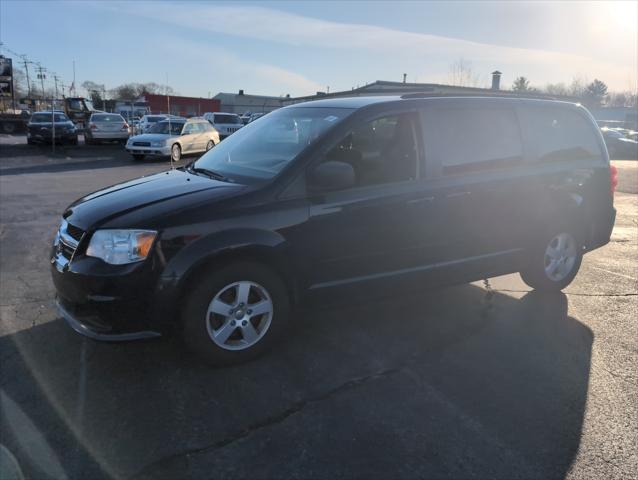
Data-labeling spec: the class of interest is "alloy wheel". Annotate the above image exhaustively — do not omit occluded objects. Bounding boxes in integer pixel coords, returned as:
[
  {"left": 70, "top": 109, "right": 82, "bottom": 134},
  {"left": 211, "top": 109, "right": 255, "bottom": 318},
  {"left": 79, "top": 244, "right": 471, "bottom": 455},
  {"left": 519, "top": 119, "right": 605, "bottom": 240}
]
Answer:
[
  {"left": 544, "top": 233, "right": 578, "bottom": 282},
  {"left": 205, "top": 281, "right": 273, "bottom": 351}
]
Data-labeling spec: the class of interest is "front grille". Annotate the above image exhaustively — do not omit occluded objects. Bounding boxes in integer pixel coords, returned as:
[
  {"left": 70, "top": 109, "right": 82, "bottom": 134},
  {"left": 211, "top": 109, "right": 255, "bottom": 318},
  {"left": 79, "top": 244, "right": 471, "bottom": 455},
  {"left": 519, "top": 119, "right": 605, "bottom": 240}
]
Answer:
[
  {"left": 66, "top": 223, "right": 84, "bottom": 242},
  {"left": 60, "top": 241, "right": 76, "bottom": 260},
  {"left": 133, "top": 141, "right": 151, "bottom": 147}
]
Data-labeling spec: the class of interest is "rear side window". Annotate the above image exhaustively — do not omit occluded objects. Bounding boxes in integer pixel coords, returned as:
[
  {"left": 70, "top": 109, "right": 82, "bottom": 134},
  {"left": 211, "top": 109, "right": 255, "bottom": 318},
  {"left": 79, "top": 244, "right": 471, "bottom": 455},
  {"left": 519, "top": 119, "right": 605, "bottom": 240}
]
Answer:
[
  {"left": 423, "top": 106, "right": 523, "bottom": 174},
  {"left": 518, "top": 107, "right": 602, "bottom": 162}
]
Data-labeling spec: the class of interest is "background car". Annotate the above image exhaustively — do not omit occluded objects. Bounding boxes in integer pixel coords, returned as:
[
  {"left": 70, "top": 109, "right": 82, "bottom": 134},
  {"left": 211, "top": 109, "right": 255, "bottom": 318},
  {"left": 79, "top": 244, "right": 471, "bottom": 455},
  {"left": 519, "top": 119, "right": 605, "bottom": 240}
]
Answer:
[
  {"left": 26, "top": 111, "right": 78, "bottom": 145},
  {"left": 202, "top": 112, "right": 243, "bottom": 139},
  {"left": 601, "top": 127, "right": 638, "bottom": 159},
  {"left": 128, "top": 119, "right": 141, "bottom": 135},
  {"left": 125, "top": 118, "right": 219, "bottom": 161},
  {"left": 85, "top": 113, "right": 130, "bottom": 145},
  {"left": 136, "top": 114, "right": 169, "bottom": 135}
]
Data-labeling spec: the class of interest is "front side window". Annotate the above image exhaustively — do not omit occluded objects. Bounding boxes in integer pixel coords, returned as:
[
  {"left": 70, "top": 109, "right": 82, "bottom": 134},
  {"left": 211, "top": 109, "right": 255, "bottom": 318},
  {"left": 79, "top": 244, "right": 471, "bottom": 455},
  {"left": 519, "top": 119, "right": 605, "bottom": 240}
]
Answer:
[
  {"left": 322, "top": 113, "right": 420, "bottom": 188},
  {"left": 214, "top": 114, "right": 242, "bottom": 125},
  {"left": 423, "top": 106, "right": 523, "bottom": 174},
  {"left": 194, "top": 107, "right": 352, "bottom": 181}
]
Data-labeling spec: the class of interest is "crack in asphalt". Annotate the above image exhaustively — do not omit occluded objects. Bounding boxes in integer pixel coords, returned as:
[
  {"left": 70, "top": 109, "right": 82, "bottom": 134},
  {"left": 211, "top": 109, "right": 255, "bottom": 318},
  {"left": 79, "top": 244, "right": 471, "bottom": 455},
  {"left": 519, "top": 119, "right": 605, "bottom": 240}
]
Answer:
[
  {"left": 128, "top": 365, "right": 406, "bottom": 479},
  {"left": 129, "top": 292, "right": 499, "bottom": 480}
]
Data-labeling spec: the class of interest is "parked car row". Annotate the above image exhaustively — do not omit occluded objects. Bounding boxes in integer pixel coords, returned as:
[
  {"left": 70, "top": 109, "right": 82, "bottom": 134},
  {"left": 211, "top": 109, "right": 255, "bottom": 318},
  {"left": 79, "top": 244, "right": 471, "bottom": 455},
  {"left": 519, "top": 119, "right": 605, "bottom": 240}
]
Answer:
[
  {"left": 25, "top": 111, "right": 248, "bottom": 162},
  {"left": 600, "top": 126, "right": 638, "bottom": 158}
]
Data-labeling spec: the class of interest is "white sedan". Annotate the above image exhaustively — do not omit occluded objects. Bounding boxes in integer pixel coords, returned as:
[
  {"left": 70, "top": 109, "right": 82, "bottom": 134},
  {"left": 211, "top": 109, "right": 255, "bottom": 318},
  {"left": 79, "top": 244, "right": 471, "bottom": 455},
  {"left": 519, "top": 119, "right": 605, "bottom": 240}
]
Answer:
[{"left": 125, "top": 118, "right": 220, "bottom": 161}]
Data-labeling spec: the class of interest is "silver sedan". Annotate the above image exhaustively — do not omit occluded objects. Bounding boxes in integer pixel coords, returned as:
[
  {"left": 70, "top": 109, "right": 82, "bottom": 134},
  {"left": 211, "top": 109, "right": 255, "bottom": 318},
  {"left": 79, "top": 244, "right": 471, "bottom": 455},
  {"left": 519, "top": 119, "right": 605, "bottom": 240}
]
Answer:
[{"left": 85, "top": 113, "right": 130, "bottom": 145}]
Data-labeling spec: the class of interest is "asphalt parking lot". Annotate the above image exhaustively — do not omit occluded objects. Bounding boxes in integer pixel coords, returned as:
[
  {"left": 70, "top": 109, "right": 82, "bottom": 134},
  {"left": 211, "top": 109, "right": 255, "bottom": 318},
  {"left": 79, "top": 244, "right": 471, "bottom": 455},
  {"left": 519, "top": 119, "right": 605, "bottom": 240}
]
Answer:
[{"left": 1, "top": 134, "right": 637, "bottom": 480}]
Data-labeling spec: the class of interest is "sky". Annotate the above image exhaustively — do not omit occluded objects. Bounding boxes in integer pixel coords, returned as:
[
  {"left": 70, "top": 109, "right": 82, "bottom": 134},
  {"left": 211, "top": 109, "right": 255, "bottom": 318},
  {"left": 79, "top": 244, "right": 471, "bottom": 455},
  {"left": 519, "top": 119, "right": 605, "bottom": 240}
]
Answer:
[{"left": 1, "top": 0, "right": 636, "bottom": 98}]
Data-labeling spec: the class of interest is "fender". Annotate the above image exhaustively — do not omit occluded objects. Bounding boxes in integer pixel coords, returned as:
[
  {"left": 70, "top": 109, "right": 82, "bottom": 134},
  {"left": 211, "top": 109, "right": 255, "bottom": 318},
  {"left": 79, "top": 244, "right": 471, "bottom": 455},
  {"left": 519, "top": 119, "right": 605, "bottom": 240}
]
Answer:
[{"left": 152, "top": 228, "right": 294, "bottom": 328}]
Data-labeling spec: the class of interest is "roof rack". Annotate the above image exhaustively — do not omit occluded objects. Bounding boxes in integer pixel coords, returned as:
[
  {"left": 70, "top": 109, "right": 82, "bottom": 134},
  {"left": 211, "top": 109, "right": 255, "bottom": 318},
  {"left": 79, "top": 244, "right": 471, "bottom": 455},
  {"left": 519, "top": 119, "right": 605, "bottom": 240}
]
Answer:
[{"left": 400, "top": 91, "right": 561, "bottom": 101}]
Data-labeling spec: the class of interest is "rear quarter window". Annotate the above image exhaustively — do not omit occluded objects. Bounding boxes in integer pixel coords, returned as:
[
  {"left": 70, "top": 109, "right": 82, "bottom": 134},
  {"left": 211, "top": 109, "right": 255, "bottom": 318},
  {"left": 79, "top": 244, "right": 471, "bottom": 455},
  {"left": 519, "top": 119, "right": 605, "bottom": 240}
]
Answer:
[
  {"left": 423, "top": 106, "right": 524, "bottom": 174},
  {"left": 517, "top": 106, "right": 602, "bottom": 162}
]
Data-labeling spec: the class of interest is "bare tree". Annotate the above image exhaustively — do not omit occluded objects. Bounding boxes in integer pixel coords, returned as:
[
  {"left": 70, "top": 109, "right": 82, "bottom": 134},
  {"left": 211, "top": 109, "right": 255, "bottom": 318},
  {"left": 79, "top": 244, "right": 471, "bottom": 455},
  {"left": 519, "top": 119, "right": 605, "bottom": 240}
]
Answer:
[
  {"left": 544, "top": 82, "right": 569, "bottom": 96},
  {"left": 448, "top": 58, "right": 481, "bottom": 88},
  {"left": 568, "top": 76, "right": 588, "bottom": 98},
  {"left": 608, "top": 92, "right": 627, "bottom": 107},
  {"left": 81, "top": 80, "right": 105, "bottom": 107}
]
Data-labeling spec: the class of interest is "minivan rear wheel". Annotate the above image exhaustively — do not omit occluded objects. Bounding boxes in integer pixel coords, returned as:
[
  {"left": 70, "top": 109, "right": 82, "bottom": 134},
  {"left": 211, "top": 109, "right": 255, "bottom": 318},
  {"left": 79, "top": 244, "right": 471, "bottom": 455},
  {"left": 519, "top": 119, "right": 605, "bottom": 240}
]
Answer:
[
  {"left": 520, "top": 231, "right": 583, "bottom": 291},
  {"left": 181, "top": 262, "right": 290, "bottom": 365}
]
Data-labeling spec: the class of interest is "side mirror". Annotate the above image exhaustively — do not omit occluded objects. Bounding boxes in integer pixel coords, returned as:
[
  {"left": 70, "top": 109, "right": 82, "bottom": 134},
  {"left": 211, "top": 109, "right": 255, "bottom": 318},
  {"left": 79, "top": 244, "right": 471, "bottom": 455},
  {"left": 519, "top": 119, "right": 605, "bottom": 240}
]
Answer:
[{"left": 308, "top": 161, "right": 356, "bottom": 192}]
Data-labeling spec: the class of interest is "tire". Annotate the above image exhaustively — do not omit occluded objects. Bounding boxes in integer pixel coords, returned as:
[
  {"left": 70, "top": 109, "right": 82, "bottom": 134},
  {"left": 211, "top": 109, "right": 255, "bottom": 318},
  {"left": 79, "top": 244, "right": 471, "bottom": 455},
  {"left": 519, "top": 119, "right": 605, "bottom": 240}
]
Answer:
[
  {"left": 132, "top": 154, "right": 145, "bottom": 161},
  {"left": 84, "top": 135, "right": 93, "bottom": 145},
  {"left": 205, "top": 140, "right": 215, "bottom": 151},
  {"left": 27, "top": 138, "right": 34, "bottom": 145},
  {"left": 520, "top": 231, "right": 583, "bottom": 291},
  {"left": 171, "top": 143, "right": 182, "bottom": 162},
  {"left": 181, "top": 262, "right": 291, "bottom": 365},
  {"left": 2, "top": 122, "right": 16, "bottom": 134}
]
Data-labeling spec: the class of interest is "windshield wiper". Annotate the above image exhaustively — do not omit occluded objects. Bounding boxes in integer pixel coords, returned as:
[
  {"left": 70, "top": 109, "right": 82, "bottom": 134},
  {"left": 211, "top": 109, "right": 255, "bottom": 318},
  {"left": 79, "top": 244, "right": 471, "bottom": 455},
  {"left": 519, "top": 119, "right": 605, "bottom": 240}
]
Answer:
[{"left": 189, "top": 166, "right": 234, "bottom": 183}]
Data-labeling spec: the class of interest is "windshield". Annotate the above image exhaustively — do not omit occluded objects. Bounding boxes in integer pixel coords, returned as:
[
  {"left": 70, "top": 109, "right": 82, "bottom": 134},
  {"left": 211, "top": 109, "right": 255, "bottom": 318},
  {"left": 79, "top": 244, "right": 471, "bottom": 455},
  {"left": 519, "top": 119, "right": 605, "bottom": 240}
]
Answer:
[
  {"left": 148, "top": 121, "right": 184, "bottom": 135},
  {"left": 214, "top": 114, "right": 242, "bottom": 124},
  {"left": 147, "top": 116, "right": 166, "bottom": 123},
  {"left": 84, "top": 99, "right": 95, "bottom": 111},
  {"left": 31, "top": 113, "right": 70, "bottom": 123},
  {"left": 194, "top": 107, "right": 352, "bottom": 181}
]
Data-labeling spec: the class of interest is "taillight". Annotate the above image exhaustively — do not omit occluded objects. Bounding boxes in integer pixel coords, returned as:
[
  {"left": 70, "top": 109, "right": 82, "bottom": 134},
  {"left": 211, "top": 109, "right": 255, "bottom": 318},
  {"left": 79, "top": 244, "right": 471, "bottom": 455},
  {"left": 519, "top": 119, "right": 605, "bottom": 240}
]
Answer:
[
  {"left": 610, "top": 164, "right": 618, "bottom": 194},
  {"left": 90, "top": 123, "right": 97, "bottom": 130},
  {"left": 122, "top": 123, "right": 129, "bottom": 131}
]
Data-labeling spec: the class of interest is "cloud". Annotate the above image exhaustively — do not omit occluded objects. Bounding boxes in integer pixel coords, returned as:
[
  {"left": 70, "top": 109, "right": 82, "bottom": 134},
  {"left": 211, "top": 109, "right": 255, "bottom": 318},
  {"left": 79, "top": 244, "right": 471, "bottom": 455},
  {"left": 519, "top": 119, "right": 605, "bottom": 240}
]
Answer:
[
  {"left": 145, "top": 36, "right": 323, "bottom": 96},
  {"left": 93, "top": 2, "right": 636, "bottom": 91}
]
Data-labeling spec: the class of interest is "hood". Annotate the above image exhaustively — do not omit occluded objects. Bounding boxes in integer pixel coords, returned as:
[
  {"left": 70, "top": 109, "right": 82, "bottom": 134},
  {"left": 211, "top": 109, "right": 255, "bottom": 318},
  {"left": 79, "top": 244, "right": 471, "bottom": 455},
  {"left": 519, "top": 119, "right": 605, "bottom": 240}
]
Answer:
[
  {"left": 64, "top": 169, "right": 243, "bottom": 230},
  {"left": 129, "top": 133, "right": 177, "bottom": 142}
]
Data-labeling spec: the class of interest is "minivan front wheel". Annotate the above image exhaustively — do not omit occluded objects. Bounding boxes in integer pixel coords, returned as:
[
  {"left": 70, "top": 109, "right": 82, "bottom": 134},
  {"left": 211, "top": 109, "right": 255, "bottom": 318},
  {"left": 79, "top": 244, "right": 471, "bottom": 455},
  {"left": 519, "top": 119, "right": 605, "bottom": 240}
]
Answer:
[
  {"left": 520, "top": 231, "right": 583, "bottom": 291},
  {"left": 182, "top": 262, "right": 290, "bottom": 365}
]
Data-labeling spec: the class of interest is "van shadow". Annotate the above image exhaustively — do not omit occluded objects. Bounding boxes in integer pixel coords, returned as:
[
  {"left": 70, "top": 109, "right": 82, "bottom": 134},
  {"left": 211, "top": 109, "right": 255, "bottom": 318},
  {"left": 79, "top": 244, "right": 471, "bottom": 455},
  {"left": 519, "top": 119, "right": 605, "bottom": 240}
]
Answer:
[{"left": 0, "top": 285, "right": 591, "bottom": 480}]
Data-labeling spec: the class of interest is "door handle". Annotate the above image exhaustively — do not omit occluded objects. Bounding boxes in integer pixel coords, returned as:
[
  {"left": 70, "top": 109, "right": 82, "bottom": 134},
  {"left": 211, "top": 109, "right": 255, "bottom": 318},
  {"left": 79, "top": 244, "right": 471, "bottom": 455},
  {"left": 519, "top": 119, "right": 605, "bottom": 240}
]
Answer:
[
  {"left": 407, "top": 196, "right": 435, "bottom": 205},
  {"left": 446, "top": 191, "right": 471, "bottom": 198}
]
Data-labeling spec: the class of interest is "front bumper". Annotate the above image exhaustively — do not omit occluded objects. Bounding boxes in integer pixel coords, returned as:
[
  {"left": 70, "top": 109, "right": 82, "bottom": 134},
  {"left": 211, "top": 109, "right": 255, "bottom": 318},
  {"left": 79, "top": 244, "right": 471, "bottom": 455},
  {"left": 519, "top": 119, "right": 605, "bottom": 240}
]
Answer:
[
  {"left": 56, "top": 297, "right": 161, "bottom": 341},
  {"left": 126, "top": 145, "right": 171, "bottom": 157},
  {"left": 28, "top": 130, "right": 77, "bottom": 142},
  {"left": 51, "top": 233, "right": 167, "bottom": 340}
]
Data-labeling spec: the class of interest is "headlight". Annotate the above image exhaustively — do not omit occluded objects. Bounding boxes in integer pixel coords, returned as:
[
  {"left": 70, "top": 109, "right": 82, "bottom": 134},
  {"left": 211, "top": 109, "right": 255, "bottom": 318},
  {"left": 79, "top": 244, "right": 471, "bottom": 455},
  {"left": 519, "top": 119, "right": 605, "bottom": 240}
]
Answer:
[
  {"left": 86, "top": 229, "right": 157, "bottom": 265},
  {"left": 151, "top": 140, "right": 166, "bottom": 147}
]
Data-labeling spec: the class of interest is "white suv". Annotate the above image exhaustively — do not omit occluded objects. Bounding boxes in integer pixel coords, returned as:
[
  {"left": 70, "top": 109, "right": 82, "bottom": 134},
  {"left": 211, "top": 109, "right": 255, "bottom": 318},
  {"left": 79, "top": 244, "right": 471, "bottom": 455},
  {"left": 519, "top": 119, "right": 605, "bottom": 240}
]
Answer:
[
  {"left": 203, "top": 112, "right": 243, "bottom": 140},
  {"left": 136, "top": 114, "right": 169, "bottom": 134}
]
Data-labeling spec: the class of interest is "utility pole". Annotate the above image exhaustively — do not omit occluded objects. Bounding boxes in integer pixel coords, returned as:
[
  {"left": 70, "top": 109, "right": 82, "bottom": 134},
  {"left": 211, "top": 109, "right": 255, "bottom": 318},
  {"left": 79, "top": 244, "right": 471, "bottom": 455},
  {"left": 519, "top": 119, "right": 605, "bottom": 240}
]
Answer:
[
  {"left": 20, "top": 55, "right": 32, "bottom": 98},
  {"left": 53, "top": 74, "right": 60, "bottom": 109},
  {"left": 36, "top": 64, "right": 46, "bottom": 108}
]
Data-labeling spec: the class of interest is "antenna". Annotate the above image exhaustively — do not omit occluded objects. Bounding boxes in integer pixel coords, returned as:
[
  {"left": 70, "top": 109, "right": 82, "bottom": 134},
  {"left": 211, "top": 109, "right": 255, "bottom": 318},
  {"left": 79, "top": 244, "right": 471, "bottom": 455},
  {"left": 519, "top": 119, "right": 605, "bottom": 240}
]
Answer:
[{"left": 166, "top": 72, "right": 173, "bottom": 170}]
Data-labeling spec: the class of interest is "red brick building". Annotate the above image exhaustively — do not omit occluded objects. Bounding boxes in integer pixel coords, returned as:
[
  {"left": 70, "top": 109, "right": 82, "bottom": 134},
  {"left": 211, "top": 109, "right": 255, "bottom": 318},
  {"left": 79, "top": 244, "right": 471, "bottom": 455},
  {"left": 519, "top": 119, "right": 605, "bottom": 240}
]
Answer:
[{"left": 144, "top": 94, "right": 220, "bottom": 117}]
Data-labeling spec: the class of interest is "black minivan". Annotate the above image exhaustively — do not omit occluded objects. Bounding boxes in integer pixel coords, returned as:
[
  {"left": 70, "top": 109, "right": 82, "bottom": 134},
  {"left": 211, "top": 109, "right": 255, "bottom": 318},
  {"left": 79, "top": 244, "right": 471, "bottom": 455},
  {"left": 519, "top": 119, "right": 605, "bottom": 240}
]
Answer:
[{"left": 51, "top": 96, "right": 616, "bottom": 364}]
